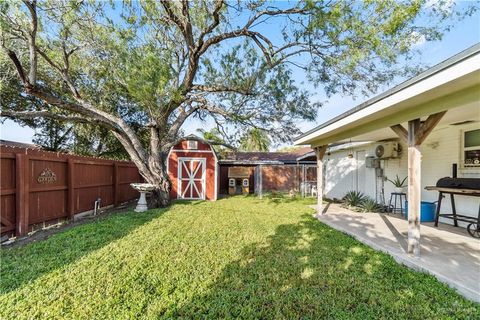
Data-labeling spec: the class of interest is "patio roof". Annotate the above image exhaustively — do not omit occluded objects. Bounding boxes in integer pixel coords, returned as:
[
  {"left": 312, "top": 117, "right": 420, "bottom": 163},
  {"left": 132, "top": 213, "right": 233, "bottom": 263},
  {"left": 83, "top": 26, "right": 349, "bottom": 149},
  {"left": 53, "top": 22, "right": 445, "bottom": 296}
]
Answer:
[{"left": 295, "top": 43, "right": 480, "bottom": 147}]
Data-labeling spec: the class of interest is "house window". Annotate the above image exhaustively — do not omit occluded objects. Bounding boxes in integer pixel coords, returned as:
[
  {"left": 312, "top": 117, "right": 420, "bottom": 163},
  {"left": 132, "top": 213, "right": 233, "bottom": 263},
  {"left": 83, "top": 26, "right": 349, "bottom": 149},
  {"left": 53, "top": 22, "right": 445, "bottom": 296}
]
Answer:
[
  {"left": 462, "top": 129, "right": 480, "bottom": 168},
  {"left": 186, "top": 140, "right": 198, "bottom": 150}
]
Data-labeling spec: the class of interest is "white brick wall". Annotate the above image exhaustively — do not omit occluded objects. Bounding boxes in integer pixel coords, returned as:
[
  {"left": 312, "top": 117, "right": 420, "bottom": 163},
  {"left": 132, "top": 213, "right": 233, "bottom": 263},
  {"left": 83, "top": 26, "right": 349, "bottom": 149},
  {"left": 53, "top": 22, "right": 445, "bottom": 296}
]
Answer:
[
  {"left": 324, "top": 122, "right": 479, "bottom": 227},
  {"left": 324, "top": 150, "right": 357, "bottom": 200}
]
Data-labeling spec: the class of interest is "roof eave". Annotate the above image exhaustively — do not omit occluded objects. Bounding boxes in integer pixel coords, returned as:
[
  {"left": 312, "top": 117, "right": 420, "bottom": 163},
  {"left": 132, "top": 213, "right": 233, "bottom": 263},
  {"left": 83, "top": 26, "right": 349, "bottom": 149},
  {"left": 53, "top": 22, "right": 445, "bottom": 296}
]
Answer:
[{"left": 294, "top": 43, "right": 480, "bottom": 146}]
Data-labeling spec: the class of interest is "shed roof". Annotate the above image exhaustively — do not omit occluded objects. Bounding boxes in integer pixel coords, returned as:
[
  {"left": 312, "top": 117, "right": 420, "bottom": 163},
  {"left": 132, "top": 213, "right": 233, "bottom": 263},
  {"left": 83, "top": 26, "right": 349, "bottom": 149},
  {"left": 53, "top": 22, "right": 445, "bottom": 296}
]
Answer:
[
  {"left": 0, "top": 139, "right": 41, "bottom": 149},
  {"left": 219, "top": 147, "right": 314, "bottom": 164}
]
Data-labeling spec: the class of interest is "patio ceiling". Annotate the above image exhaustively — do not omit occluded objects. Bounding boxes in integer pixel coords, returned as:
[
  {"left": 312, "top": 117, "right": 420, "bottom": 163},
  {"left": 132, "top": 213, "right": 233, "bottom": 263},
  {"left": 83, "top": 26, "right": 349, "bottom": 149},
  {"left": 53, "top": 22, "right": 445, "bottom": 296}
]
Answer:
[
  {"left": 331, "top": 103, "right": 480, "bottom": 144},
  {"left": 295, "top": 44, "right": 480, "bottom": 147}
]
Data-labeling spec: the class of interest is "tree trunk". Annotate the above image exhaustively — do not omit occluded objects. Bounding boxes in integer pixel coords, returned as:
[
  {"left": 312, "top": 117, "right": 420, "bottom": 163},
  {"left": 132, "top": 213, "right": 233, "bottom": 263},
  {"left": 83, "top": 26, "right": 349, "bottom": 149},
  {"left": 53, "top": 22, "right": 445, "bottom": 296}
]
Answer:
[
  {"left": 141, "top": 157, "right": 172, "bottom": 208},
  {"left": 148, "top": 167, "right": 171, "bottom": 208},
  {"left": 150, "top": 187, "right": 170, "bottom": 208}
]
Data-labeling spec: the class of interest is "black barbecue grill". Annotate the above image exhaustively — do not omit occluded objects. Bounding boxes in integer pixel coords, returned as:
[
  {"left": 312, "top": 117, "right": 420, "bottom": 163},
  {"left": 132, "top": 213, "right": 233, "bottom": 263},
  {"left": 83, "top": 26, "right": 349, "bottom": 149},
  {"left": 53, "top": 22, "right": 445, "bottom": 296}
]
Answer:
[{"left": 425, "top": 176, "right": 480, "bottom": 238}]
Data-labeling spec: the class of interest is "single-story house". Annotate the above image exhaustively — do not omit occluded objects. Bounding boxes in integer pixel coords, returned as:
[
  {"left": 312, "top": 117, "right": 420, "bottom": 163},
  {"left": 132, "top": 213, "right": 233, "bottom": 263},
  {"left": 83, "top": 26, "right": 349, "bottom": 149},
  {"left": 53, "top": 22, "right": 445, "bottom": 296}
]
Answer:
[
  {"left": 166, "top": 135, "right": 317, "bottom": 200},
  {"left": 294, "top": 43, "right": 480, "bottom": 255}
]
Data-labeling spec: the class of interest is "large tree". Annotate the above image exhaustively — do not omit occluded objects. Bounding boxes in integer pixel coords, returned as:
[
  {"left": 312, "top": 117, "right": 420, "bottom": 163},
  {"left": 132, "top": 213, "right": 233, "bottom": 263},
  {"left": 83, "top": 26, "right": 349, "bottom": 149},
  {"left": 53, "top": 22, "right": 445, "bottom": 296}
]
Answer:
[{"left": 0, "top": 0, "right": 469, "bottom": 206}]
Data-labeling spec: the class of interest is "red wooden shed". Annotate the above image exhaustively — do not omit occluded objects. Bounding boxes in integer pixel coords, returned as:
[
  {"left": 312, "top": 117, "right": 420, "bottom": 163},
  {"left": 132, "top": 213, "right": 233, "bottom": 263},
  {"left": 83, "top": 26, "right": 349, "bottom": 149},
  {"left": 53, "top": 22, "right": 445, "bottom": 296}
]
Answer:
[{"left": 166, "top": 135, "right": 218, "bottom": 200}]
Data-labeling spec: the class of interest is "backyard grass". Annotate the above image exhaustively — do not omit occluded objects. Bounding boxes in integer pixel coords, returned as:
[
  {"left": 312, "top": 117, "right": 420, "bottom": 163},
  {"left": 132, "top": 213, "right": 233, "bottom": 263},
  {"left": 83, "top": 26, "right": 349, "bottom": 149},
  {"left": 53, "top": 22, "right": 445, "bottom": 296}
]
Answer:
[{"left": 0, "top": 196, "right": 478, "bottom": 319}]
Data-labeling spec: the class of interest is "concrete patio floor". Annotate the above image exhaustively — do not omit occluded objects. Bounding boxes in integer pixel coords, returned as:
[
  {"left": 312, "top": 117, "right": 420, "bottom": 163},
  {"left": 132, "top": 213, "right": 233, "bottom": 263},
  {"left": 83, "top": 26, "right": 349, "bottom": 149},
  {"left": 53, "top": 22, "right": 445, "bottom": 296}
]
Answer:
[{"left": 312, "top": 203, "right": 480, "bottom": 302}]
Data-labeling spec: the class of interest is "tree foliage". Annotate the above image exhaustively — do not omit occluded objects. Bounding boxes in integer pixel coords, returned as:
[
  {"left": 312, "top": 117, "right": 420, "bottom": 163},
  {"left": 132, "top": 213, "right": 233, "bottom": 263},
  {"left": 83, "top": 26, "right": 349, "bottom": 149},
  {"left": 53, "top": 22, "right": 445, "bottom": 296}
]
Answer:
[
  {"left": 198, "top": 127, "right": 271, "bottom": 154},
  {"left": 31, "top": 118, "right": 73, "bottom": 152},
  {"left": 0, "top": 0, "right": 474, "bottom": 206},
  {"left": 239, "top": 128, "right": 271, "bottom": 152}
]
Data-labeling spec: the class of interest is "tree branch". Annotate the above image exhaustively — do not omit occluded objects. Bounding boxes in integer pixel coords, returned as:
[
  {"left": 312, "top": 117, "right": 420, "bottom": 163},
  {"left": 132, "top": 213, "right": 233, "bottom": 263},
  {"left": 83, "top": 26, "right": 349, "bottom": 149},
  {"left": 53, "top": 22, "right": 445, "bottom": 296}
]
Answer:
[
  {"left": 191, "top": 84, "right": 253, "bottom": 95},
  {"left": 243, "top": 6, "right": 308, "bottom": 29},
  {"left": 22, "top": 0, "right": 38, "bottom": 84},
  {"left": 4, "top": 49, "right": 30, "bottom": 87},
  {"left": 1, "top": 109, "right": 92, "bottom": 123},
  {"left": 206, "top": 139, "right": 237, "bottom": 151},
  {"left": 197, "top": 0, "right": 224, "bottom": 46},
  {"left": 165, "top": 105, "right": 198, "bottom": 146}
]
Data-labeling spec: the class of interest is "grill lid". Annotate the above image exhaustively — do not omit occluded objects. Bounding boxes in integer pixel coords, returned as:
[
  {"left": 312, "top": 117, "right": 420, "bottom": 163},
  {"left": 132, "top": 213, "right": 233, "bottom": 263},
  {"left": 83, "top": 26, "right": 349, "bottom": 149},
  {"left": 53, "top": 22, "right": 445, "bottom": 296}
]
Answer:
[{"left": 436, "top": 178, "right": 480, "bottom": 190}]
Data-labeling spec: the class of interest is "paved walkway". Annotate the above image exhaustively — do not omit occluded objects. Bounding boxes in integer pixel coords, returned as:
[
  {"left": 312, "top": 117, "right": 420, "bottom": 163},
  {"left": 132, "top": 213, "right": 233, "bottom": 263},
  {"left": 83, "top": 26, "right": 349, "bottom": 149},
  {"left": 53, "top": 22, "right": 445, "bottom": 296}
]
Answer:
[{"left": 312, "top": 203, "right": 480, "bottom": 302}]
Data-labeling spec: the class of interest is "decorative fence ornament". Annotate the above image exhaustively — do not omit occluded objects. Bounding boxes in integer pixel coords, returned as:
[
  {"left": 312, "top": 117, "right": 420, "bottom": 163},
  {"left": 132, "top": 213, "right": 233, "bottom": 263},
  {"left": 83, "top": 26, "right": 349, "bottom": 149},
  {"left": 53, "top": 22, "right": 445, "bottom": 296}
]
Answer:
[{"left": 37, "top": 168, "right": 57, "bottom": 184}]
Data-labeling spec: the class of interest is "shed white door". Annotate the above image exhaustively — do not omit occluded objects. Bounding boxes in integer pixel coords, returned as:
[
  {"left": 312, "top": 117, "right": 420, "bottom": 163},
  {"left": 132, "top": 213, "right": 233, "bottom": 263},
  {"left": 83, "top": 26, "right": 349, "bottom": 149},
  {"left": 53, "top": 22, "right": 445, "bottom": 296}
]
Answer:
[{"left": 178, "top": 158, "right": 206, "bottom": 200}]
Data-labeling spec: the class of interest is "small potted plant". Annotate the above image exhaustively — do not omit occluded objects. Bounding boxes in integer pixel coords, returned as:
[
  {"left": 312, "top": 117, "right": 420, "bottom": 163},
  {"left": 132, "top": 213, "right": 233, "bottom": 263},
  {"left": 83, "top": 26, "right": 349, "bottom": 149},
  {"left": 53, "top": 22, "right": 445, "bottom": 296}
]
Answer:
[{"left": 387, "top": 175, "right": 407, "bottom": 193}]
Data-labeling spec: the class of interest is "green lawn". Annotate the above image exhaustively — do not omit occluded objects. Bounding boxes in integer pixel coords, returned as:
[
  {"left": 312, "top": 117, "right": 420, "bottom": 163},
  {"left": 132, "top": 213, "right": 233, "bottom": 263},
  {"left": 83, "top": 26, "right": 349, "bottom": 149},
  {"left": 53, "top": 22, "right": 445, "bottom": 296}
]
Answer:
[{"left": 0, "top": 196, "right": 478, "bottom": 319}]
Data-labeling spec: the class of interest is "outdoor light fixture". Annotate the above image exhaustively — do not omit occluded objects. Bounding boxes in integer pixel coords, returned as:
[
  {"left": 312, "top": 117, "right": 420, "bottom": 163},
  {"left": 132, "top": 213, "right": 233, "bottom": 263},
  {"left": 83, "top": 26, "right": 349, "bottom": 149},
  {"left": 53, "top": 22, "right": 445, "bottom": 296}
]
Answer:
[{"left": 347, "top": 139, "right": 354, "bottom": 158}]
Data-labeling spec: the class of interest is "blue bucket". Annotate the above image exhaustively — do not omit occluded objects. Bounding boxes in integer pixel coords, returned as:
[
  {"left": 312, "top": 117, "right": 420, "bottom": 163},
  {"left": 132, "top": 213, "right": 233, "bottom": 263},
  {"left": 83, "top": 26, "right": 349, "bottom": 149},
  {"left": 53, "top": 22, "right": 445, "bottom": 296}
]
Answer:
[{"left": 404, "top": 201, "right": 436, "bottom": 222}]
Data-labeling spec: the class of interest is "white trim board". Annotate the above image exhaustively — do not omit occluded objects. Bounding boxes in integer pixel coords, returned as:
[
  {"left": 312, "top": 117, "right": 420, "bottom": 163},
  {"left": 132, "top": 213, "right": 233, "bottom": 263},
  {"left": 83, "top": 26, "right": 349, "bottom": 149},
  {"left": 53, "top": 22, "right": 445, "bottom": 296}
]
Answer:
[{"left": 171, "top": 149, "right": 214, "bottom": 153}]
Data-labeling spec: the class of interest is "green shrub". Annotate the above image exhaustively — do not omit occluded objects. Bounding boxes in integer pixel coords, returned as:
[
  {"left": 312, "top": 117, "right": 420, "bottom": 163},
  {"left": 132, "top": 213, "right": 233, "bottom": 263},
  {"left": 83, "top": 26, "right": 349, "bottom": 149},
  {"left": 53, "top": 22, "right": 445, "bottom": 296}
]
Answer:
[
  {"left": 361, "top": 198, "right": 383, "bottom": 212},
  {"left": 342, "top": 191, "right": 366, "bottom": 207}
]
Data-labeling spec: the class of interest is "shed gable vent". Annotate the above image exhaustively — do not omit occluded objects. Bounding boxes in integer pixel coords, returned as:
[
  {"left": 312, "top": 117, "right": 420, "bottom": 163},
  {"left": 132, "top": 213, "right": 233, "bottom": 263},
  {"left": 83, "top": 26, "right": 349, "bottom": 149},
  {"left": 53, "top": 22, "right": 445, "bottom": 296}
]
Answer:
[{"left": 187, "top": 140, "right": 198, "bottom": 150}]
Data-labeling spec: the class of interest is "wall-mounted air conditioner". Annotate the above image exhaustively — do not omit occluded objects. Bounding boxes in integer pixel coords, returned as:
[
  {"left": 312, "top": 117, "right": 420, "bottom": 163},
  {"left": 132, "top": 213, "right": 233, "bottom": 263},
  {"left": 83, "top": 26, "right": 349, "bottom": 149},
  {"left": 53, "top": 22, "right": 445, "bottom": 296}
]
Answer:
[{"left": 374, "top": 142, "right": 399, "bottom": 159}]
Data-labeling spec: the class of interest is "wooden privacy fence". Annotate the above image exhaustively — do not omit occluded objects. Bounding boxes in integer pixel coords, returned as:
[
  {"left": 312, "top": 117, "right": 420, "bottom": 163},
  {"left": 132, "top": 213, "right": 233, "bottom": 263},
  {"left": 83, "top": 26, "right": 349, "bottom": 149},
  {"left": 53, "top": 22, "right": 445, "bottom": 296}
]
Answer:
[
  {"left": 261, "top": 165, "right": 317, "bottom": 191},
  {"left": 254, "top": 164, "right": 317, "bottom": 196},
  {"left": 1, "top": 145, "right": 142, "bottom": 237}
]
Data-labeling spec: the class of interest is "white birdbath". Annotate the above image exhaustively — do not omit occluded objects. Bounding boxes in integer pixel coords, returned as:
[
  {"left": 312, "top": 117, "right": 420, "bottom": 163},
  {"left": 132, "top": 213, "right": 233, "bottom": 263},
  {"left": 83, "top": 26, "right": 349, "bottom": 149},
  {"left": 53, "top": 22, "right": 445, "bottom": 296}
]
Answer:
[{"left": 130, "top": 183, "right": 156, "bottom": 212}]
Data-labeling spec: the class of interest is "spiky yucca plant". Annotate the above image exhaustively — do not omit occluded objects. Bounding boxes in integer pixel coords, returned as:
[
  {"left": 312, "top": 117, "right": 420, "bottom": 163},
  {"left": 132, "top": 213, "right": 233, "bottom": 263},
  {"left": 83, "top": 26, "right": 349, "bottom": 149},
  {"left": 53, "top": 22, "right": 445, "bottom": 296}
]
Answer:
[
  {"left": 361, "top": 198, "right": 383, "bottom": 213},
  {"left": 343, "top": 191, "right": 366, "bottom": 207}
]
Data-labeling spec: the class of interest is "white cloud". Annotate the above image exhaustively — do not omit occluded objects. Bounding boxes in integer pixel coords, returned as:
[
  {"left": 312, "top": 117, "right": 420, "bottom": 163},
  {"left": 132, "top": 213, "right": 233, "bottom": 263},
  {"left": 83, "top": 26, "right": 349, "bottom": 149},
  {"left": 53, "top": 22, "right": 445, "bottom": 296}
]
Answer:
[
  {"left": 425, "top": 0, "right": 456, "bottom": 14},
  {"left": 411, "top": 31, "right": 427, "bottom": 48}
]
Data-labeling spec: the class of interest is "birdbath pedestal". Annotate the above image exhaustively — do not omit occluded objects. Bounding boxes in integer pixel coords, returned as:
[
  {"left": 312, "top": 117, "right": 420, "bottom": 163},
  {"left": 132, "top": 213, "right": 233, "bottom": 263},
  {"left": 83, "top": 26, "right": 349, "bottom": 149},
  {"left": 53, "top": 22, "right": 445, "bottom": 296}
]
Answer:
[{"left": 130, "top": 183, "right": 156, "bottom": 212}]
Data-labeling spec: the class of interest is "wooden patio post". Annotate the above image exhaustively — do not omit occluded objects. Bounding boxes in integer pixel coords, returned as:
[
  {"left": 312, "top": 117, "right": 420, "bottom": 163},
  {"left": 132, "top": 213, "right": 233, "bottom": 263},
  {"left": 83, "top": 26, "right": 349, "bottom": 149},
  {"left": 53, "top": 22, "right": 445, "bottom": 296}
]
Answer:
[
  {"left": 315, "top": 145, "right": 327, "bottom": 216},
  {"left": 391, "top": 111, "right": 446, "bottom": 256},
  {"left": 407, "top": 119, "right": 421, "bottom": 256}
]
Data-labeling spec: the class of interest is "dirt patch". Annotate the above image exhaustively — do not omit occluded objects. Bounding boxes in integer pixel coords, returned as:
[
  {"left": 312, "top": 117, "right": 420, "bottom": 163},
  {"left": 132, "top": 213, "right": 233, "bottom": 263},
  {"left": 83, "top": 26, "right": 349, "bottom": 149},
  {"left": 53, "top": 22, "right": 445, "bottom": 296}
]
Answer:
[{"left": 2, "top": 203, "right": 136, "bottom": 249}]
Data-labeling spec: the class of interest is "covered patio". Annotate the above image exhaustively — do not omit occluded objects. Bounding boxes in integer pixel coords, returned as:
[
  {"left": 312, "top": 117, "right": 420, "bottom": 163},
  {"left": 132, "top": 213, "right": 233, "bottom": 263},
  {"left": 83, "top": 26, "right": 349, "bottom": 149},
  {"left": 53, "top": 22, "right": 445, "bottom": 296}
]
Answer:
[
  {"left": 315, "top": 203, "right": 480, "bottom": 302},
  {"left": 297, "top": 44, "right": 480, "bottom": 301}
]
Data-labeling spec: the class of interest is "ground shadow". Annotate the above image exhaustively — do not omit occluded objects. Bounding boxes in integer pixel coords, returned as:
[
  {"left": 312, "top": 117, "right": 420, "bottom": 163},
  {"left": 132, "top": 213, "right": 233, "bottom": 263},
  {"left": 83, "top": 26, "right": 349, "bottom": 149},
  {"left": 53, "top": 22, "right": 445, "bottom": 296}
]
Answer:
[
  {"left": 320, "top": 208, "right": 480, "bottom": 277},
  {"left": 0, "top": 208, "right": 165, "bottom": 294},
  {"left": 380, "top": 214, "right": 408, "bottom": 252},
  {"left": 322, "top": 201, "right": 331, "bottom": 214},
  {"left": 168, "top": 213, "right": 478, "bottom": 319}
]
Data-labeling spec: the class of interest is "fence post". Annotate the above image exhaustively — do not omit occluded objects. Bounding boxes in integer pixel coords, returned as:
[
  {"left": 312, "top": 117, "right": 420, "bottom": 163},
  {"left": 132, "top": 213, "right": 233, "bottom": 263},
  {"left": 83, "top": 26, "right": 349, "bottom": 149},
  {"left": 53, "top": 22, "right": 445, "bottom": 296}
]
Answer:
[
  {"left": 15, "top": 153, "right": 29, "bottom": 236},
  {"left": 113, "top": 163, "right": 119, "bottom": 206},
  {"left": 258, "top": 164, "right": 263, "bottom": 199},
  {"left": 67, "top": 158, "right": 75, "bottom": 220}
]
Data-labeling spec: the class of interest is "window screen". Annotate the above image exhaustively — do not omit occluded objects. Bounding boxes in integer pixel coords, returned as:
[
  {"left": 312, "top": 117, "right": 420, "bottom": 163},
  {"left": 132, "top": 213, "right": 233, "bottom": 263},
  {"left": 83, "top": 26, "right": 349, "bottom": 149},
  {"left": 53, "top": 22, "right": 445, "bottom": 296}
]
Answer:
[
  {"left": 464, "top": 129, "right": 480, "bottom": 167},
  {"left": 464, "top": 129, "right": 480, "bottom": 148},
  {"left": 187, "top": 140, "right": 198, "bottom": 150}
]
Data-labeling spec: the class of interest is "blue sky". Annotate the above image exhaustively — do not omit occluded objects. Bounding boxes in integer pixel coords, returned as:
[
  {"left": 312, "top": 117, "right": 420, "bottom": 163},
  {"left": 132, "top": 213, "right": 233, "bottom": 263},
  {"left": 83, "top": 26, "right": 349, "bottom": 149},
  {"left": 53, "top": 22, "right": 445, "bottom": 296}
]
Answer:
[{"left": 1, "top": 1, "right": 479, "bottom": 148}]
